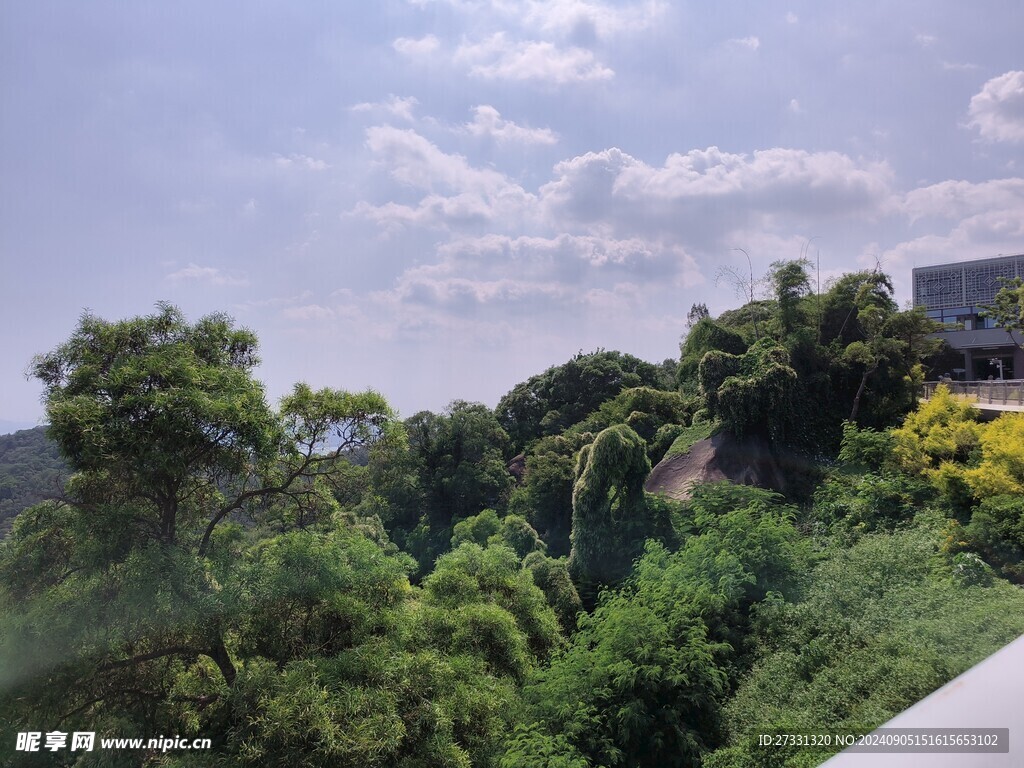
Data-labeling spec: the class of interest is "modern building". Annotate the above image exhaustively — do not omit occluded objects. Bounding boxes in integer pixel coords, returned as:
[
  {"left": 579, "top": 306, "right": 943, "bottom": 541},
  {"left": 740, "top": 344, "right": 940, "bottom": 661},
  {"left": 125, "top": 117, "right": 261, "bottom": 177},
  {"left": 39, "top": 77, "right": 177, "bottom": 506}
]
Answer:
[{"left": 912, "top": 254, "right": 1024, "bottom": 381}]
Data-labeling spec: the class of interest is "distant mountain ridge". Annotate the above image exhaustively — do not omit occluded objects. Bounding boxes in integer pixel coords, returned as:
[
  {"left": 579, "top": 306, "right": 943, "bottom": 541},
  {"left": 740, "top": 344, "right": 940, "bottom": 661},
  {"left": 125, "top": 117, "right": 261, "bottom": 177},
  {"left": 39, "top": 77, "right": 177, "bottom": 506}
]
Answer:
[{"left": 0, "top": 419, "right": 42, "bottom": 435}]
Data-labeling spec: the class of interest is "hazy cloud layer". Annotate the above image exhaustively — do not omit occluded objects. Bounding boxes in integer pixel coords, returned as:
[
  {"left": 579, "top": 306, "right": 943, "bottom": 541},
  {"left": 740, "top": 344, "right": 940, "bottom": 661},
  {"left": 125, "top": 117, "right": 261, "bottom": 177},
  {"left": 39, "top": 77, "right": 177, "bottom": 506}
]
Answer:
[{"left": 2, "top": 3, "right": 1022, "bottom": 423}]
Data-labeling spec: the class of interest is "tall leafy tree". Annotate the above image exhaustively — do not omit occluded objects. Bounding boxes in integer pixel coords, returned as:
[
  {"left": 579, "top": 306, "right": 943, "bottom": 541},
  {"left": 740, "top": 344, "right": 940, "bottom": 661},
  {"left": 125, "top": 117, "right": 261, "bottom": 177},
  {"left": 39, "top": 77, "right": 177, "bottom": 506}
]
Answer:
[
  {"left": 398, "top": 400, "right": 514, "bottom": 569},
  {"left": 981, "top": 276, "right": 1024, "bottom": 350},
  {"left": 1, "top": 305, "right": 398, "bottom": 731},
  {"left": 686, "top": 302, "right": 710, "bottom": 329},
  {"left": 769, "top": 258, "right": 811, "bottom": 340}
]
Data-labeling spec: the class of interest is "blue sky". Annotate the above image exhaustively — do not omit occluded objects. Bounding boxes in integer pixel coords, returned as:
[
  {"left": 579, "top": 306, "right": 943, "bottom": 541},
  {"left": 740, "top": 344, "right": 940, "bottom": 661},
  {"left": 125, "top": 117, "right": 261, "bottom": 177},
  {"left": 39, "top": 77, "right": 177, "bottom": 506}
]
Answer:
[{"left": 2, "top": 1, "right": 1023, "bottom": 431}]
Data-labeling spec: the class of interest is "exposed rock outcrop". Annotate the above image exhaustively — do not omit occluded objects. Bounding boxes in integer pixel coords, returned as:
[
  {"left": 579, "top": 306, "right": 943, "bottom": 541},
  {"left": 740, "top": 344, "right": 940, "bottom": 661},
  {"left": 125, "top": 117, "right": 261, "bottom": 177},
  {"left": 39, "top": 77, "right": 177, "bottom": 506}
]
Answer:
[{"left": 644, "top": 431, "right": 786, "bottom": 501}]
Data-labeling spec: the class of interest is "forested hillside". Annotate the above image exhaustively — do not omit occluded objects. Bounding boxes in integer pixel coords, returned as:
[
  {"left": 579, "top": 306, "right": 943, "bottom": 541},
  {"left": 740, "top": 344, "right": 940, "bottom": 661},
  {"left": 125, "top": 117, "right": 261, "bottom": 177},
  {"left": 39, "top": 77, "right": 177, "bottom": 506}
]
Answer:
[
  {"left": 0, "top": 427, "right": 65, "bottom": 539},
  {"left": 2, "top": 267, "right": 1023, "bottom": 767}
]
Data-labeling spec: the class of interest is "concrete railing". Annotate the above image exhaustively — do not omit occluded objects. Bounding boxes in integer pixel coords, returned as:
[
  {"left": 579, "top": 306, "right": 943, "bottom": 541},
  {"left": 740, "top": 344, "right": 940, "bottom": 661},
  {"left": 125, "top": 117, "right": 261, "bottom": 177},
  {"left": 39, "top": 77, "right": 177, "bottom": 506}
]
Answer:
[{"left": 921, "top": 380, "right": 1024, "bottom": 407}]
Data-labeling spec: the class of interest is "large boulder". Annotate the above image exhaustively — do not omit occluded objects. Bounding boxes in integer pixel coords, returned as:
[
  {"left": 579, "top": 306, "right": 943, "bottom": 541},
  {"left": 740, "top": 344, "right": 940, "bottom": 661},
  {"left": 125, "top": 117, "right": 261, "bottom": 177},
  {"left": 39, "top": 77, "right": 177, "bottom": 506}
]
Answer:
[{"left": 644, "top": 431, "right": 786, "bottom": 501}]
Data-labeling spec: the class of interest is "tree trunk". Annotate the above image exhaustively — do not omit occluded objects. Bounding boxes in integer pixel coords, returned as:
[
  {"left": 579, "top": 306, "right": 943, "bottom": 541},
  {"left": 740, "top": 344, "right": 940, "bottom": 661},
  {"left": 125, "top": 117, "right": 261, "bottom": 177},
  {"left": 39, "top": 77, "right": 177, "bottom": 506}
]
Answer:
[
  {"left": 208, "top": 635, "right": 237, "bottom": 687},
  {"left": 850, "top": 367, "right": 874, "bottom": 423}
]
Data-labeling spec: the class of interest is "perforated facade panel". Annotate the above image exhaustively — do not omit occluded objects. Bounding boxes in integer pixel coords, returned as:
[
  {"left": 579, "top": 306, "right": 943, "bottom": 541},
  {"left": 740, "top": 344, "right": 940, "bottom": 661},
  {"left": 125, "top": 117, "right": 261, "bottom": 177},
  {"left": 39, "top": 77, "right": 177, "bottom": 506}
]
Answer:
[{"left": 913, "top": 255, "right": 1024, "bottom": 311}]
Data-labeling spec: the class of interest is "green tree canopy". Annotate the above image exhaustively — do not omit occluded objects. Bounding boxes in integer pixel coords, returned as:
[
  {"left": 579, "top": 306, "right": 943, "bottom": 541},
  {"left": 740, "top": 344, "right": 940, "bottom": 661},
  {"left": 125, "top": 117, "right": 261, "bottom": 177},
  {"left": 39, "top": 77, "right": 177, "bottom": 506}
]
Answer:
[
  {"left": 496, "top": 350, "right": 666, "bottom": 450},
  {"left": 769, "top": 258, "right": 811, "bottom": 339},
  {"left": 2, "top": 304, "right": 399, "bottom": 713},
  {"left": 981, "top": 276, "right": 1024, "bottom": 350}
]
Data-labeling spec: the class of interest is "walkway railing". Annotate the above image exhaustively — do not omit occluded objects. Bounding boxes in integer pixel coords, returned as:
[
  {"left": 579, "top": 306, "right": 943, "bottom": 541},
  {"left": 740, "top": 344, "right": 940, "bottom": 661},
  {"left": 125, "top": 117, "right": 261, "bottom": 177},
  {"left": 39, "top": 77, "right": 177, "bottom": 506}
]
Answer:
[{"left": 921, "top": 380, "right": 1024, "bottom": 407}]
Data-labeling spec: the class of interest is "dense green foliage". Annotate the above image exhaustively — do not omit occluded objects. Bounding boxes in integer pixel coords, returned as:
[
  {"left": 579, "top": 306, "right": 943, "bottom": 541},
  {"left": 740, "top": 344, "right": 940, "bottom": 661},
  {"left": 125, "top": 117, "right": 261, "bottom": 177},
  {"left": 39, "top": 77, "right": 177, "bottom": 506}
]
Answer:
[
  {"left": 496, "top": 350, "right": 668, "bottom": 450},
  {"left": 699, "top": 340, "right": 798, "bottom": 444},
  {"left": 2, "top": 282, "right": 1023, "bottom": 767},
  {"left": 568, "top": 424, "right": 657, "bottom": 595},
  {"left": 706, "top": 527, "right": 1024, "bottom": 767},
  {"left": 677, "top": 318, "right": 748, "bottom": 385},
  {"left": 509, "top": 485, "right": 809, "bottom": 768},
  {"left": 0, "top": 427, "right": 65, "bottom": 538},
  {"left": 981, "top": 276, "right": 1024, "bottom": 350}
]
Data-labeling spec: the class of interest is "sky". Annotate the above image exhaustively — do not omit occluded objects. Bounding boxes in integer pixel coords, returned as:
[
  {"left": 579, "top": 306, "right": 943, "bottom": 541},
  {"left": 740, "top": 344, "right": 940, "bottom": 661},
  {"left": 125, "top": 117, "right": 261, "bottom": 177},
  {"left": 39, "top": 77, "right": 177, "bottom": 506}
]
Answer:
[{"left": 2, "top": 1, "right": 1023, "bottom": 431}]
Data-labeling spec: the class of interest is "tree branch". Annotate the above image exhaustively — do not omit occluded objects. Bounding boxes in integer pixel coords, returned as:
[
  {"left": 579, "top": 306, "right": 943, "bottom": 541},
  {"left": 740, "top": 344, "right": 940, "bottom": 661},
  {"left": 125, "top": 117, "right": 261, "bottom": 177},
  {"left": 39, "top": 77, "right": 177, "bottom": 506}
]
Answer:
[{"left": 97, "top": 646, "right": 202, "bottom": 673}]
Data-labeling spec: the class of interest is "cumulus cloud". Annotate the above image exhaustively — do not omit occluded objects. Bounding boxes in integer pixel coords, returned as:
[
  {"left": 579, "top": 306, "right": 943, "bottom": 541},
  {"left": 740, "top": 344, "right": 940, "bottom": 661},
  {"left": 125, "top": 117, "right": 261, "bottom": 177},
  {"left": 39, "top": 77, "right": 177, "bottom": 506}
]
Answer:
[
  {"left": 434, "top": 233, "right": 700, "bottom": 286},
  {"left": 539, "top": 145, "right": 894, "bottom": 245},
  {"left": 884, "top": 176, "right": 1024, "bottom": 284},
  {"left": 968, "top": 71, "right": 1024, "bottom": 143},
  {"left": 352, "top": 94, "right": 419, "bottom": 122},
  {"left": 395, "top": 2, "right": 664, "bottom": 85},
  {"left": 354, "top": 126, "right": 536, "bottom": 229},
  {"left": 406, "top": 0, "right": 664, "bottom": 40},
  {"left": 365, "top": 126, "right": 512, "bottom": 192},
  {"left": 517, "top": 0, "right": 666, "bottom": 39},
  {"left": 352, "top": 122, "right": 916, "bottom": 343},
  {"left": 454, "top": 33, "right": 613, "bottom": 82},
  {"left": 461, "top": 105, "right": 558, "bottom": 144},
  {"left": 901, "top": 178, "right": 1024, "bottom": 221},
  {"left": 393, "top": 34, "right": 441, "bottom": 56},
  {"left": 166, "top": 263, "right": 248, "bottom": 287}
]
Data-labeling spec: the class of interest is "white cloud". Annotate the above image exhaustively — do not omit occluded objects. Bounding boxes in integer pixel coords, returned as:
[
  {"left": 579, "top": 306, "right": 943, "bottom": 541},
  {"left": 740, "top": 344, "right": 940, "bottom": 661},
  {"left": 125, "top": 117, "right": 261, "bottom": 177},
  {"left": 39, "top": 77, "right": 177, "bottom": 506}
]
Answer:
[
  {"left": 518, "top": 0, "right": 666, "bottom": 39},
  {"left": 406, "top": 0, "right": 664, "bottom": 40},
  {"left": 434, "top": 233, "right": 700, "bottom": 285},
  {"left": 352, "top": 94, "right": 419, "bottom": 122},
  {"left": 166, "top": 263, "right": 248, "bottom": 287},
  {"left": 968, "top": 71, "right": 1024, "bottom": 143},
  {"left": 273, "top": 153, "right": 329, "bottom": 171},
  {"left": 901, "top": 178, "right": 1024, "bottom": 221},
  {"left": 355, "top": 126, "right": 536, "bottom": 229},
  {"left": 883, "top": 177, "right": 1024, "bottom": 292},
  {"left": 540, "top": 146, "right": 894, "bottom": 243},
  {"left": 454, "top": 33, "right": 613, "bottom": 83},
  {"left": 393, "top": 34, "right": 441, "bottom": 56},
  {"left": 914, "top": 33, "right": 938, "bottom": 48},
  {"left": 462, "top": 105, "right": 558, "bottom": 144},
  {"left": 281, "top": 304, "right": 335, "bottom": 321},
  {"left": 728, "top": 36, "right": 760, "bottom": 51},
  {"left": 364, "top": 125, "right": 523, "bottom": 195},
  {"left": 789, "top": 99, "right": 802, "bottom": 114},
  {"left": 785, "top": 11, "right": 798, "bottom": 24}
]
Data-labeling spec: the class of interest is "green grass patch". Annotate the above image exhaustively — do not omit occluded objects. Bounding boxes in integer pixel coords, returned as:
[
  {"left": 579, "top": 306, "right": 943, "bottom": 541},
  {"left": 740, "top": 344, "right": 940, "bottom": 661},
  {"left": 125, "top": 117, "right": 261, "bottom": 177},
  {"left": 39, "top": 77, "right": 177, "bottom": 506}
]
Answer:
[{"left": 665, "top": 421, "right": 717, "bottom": 458}]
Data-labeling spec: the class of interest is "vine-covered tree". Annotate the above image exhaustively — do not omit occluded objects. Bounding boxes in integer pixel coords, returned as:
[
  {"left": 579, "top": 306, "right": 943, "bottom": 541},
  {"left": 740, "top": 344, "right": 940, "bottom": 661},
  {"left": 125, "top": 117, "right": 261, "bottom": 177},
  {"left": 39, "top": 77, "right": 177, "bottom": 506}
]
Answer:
[
  {"left": 568, "top": 424, "right": 656, "bottom": 593},
  {"left": 677, "top": 318, "right": 748, "bottom": 385},
  {"left": 698, "top": 340, "right": 798, "bottom": 444}
]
